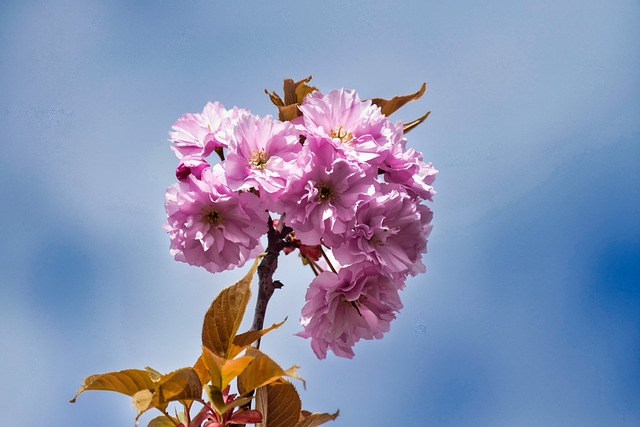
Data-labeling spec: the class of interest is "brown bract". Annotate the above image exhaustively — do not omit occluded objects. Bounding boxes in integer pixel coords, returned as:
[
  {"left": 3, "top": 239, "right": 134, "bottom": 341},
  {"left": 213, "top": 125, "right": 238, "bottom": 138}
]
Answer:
[{"left": 265, "top": 76, "right": 318, "bottom": 122}]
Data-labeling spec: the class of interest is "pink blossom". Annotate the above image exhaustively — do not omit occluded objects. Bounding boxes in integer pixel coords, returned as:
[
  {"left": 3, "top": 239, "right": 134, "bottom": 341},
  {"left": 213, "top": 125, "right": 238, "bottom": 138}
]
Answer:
[
  {"left": 223, "top": 114, "right": 301, "bottom": 209},
  {"left": 333, "top": 185, "right": 433, "bottom": 277},
  {"left": 297, "top": 262, "right": 404, "bottom": 359},
  {"left": 176, "top": 156, "right": 210, "bottom": 182},
  {"left": 297, "top": 89, "right": 398, "bottom": 165},
  {"left": 279, "top": 139, "right": 377, "bottom": 246},
  {"left": 382, "top": 140, "right": 438, "bottom": 201},
  {"left": 169, "top": 102, "right": 249, "bottom": 159},
  {"left": 164, "top": 166, "right": 268, "bottom": 273}
]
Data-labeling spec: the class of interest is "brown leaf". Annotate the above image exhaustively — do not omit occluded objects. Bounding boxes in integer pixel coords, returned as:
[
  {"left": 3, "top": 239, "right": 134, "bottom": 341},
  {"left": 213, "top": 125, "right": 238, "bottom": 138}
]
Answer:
[
  {"left": 229, "top": 318, "right": 287, "bottom": 359},
  {"left": 256, "top": 380, "right": 302, "bottom": 427},
  {"left": 237, "top": 348, "right": 304, "bottom": 396},
  {"left": 133, "top": 389, "right": 155, "bottom": 415},
  {"left": 69, "top": 369, "right": 156, "bottom": 403},
  {"left": 265, "top": 89, "right": 285, "bottom": 107},
  {"left": 201, "top": 346, "right": 254, "bottom": 391},
  {"left": 193, "top": 356, "right": 209, "bottom": 386},
  {"left": 370, "top": 83, "right": 427, "bottom": 117},
  {"left": 202, "top": 256, "right": 262, "bottom": 358},
  {"left": 265, "top": 76, "right": 317, "bottom": 121},
  {"left": 148, "top": 367, "right": 203, "bottom": 410},
  {"left": 278, "top": 104, "right": 302, "bottom": 122},
  {"left": 283, "top": 79, "right": 297, "bottom": 107},
  {"left": 294, "top": 76, "right": 317, "bottom": 104},
  {"left": 403, "top": 110, "right": 431, "bottom": 134},
  {"left": 295, "top": 410, "right": 340, "bottom": 427}
]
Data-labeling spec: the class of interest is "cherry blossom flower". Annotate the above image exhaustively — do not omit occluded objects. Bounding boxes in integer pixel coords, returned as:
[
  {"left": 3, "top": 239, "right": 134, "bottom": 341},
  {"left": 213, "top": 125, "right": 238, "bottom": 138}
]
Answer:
[
  {"left": 170, "top": 102, "right": 250, "bottom": 159},
  {"left": 176, "top": 156, "right": 210, "bottom": 182},
  {"left": 382, "top": 141, "right": 438, "bottom": 201},
  {"left": 297, "top": 262, "right": 404, "bottom": 359},
  {"left": 297, "top": 89, "right": 398, "bottom": 165},
  {"left": 333, "top": 185, "right": 433, "bottom": 277},
  {"left": 165, "top": 81, "right": 437, "bottom": 360},
  {"left": 278, "top": 139, "right": 377, "bottom": 246},
  {"left": 164, "top": 166, "right": 268, "bottom": 273},
  {"left": 223, "top": 114, "right": 301, "bottom": 209}
]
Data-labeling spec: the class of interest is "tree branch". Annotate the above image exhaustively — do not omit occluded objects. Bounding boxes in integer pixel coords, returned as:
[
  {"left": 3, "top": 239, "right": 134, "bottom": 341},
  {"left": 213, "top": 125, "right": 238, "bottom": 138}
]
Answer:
[{"left": 251, "top": 217, "right": 292, "bottom": 347}]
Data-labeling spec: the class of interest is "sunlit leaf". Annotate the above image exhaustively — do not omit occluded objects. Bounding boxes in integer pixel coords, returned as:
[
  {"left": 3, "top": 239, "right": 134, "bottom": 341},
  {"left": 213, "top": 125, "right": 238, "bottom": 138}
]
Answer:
[
  {"left": 256, "top": 380, "right": 301, "bottom": 427},
  {"left": 229, "top": 318, "right": 287, "bottom": 359},
  {"left": 237, "top": 348, "right": 304, "bottom": 396},
  {"left": 69, "top": 369, "right": 156, "bottom": 403},
  {"left": 370, "top": 83, "right": 427, "bottom": 117},
  {"left": 202, "top": 256, "right": 262, "bottom": 358},
  {"left": 403, "top": 110, "right": 431, "bottom": 134},
  {"left": 205, "top": 384, "right": 255, "bottom": 416},
  {"left": 205, "top": 384, "right": 227, "bottom": 416},
  {"left": 146, "top": 415, "right": 176, "bottom": 427},
  {"left": 149, "top": 367, "right": 202, "bottom": 409},
  {"left": 201, "top": 346, "right": 254, "bottom": 391},
  {"left": 295, "top": 410, "right": 340, "bottom": 427},
  {"left": 132, "top": 389, "right": 155, "bottom": 415},
  {"left": 193, "top": 356, "right": 209, "bottom": 386},
  {"left": 145, "top": 366, "right": 162, "bottom": 382}
]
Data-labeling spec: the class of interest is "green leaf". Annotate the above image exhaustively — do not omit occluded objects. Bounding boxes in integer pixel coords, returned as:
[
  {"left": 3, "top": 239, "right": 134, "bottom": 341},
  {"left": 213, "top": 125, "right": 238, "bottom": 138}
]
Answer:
[
  {"left": 202, "top": 256, "right": 262, "bottom": 358},
  {"left": 229, "top": 318, "right": 287, "bottom": 359},
  {"left": 237, "top": 348, "right": 304, "bottom": 396},
  {"left": 295, "top": 410, "right": 340, "bottom": 427},
  {"left": 69, "top": 369, "right": 156, "bottom": 403},
  {"left": 370, "top": 83, "right": 427, "bottom": 117},
  {"left": 146, "top": 415, "right": 176, "bottom": 427},
  {"left": 256, "top": 380, "right": 302, "bottom": 427}
]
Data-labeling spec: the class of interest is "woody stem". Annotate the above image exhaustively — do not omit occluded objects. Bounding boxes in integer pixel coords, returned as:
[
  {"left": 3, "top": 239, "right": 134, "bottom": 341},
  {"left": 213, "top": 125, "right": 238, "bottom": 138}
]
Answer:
[{"left": 251, "top": 217, "right": 292, "bottom": 347}]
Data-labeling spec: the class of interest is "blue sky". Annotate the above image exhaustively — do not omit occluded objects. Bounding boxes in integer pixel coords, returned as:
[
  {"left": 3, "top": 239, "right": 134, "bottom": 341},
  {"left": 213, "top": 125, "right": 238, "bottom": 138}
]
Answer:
[{"left": 1, "top": 1, "right": 639, "bottom": 426}]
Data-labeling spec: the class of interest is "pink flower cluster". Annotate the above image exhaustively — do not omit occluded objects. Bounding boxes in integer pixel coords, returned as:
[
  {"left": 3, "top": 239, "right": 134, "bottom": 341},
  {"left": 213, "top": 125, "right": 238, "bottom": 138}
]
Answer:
[{"left": 165, "top": 88, "right": 436, "bottom": 359}]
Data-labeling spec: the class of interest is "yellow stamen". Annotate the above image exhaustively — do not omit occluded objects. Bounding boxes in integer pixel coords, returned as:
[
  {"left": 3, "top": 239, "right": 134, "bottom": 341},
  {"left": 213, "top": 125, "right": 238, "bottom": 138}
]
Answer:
[
  {"left": 250, "top": 148, "right": 268, "bottom": 169},
  {"left": 330, "top": 125, "right": 353, "bottom": 144}
]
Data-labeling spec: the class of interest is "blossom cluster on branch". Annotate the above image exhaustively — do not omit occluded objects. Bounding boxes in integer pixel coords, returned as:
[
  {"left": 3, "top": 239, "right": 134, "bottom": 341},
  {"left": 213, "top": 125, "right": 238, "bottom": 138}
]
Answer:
[{"left": 164, "top": 77, "right": 437, "bottom": 359}]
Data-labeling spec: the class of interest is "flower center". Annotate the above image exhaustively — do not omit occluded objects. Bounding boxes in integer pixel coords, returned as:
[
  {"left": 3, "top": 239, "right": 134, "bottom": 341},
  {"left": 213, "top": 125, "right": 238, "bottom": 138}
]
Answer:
[
  {"left": 203, "top": 209, "right": 222, "bottom": 226},
  {"left": 250, "top": 148, "right": 268, "bottom": 170},
  {"left": 315, "top": 183, "right": 334, "bottom": 202},
  {"left": 330, "top": 125, "right": 353, "bottom": 144}
]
